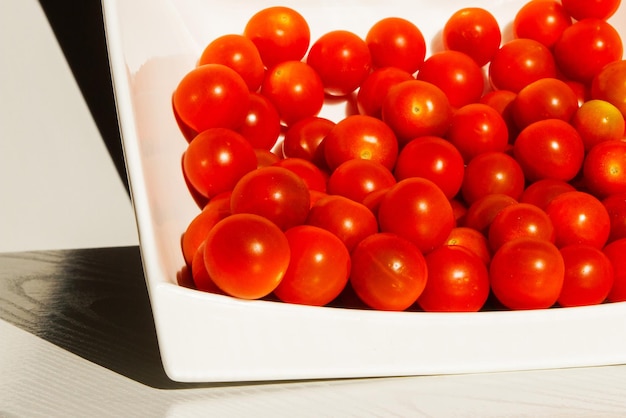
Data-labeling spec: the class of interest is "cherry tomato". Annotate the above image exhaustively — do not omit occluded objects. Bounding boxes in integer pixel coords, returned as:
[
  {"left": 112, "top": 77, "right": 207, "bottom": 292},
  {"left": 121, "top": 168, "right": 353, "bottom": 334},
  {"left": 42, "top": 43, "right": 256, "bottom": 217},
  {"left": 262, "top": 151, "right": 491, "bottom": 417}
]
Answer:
[
  {"left": 489, "top": 38, "right": 557, "bottom": 93},
  {"left": 443, "top": 7, "right": 501, "bottom": 67},
  {"left": 323, "top": 114, "right": 398, "bottom": 171},
  {"left": 558, "top": 244, "right": 614, "bottom": 307},
  {"left": 519, "top": 179, "right": 577, "bottom": 211},
  {"left": 191, "top": 242, "right": 225, "bottom": 294},
  {"left": 545, "top": 191, "right": 611, "bottom": 249},
  {"left": 237, "top": 92, "right": 281, "bottom": 150},
  {"left": 244, "top": 6, "right": 310, "bottom": 69},
  {"left": 513, "top": 119, "right": 585, "bottom": 182},
  {"left": 327, "top": 159, "right": 396, "bottom": 203},
  {"left": 306, "top": 30, "right": 371, "bottom": 96},
  {"left": 416, "top": 50, "right": 485, "bottom": 109},
  {"left": 203, "top": 213, "right": 290, "bottom": 299},
  {"left": 602, "top": 192, "right": 626, "bottom": 242},
  {"left": 571, "top": 100, "right": 626, "bottom": 152},
  {"left": 366, "top": 17, "right": 426, "bottom": 74},
  {"left": 583, "top": 140, "right": 626, "bottom": 198},
  {"left": 198, "top": 34, "right": 265, "bottom": 91},
  {"left": 561, "top": 0, "right": 622, "bottom": 21},
  {"left": 350, "top": 233, "right": 428, "bottom": 311},
  {"left": 445, "top": 226, "right": 492, "bottom": 266},
  {"left": 306, "top": 194, "right": 378, "bottom": 252},
  {"left": 462, "top": 193, "right": 518, "bottom": 235},
  {"left": 461, "top": 151, "right": 525, "bottom": 205},
  {"left": 513, "top": 0, "right": 572, "bottom": 48},
  {"left": 173, "top": 64, "right": 250, "bottom": 132},
  {"left": 356, "top": 67, "right": 414, "bottom": 118},
  {"left": 255, "top": 149, "right": 281, "bottom": 168},
  {"left": 378, "top": 177, "right": 456, "bottom": 254},
  {"left": 446, "top": 103, "right": 509, "bottom": 163},
  {"left": 261, "top": 60, "right": 325, "bottom": 126},
  {"left": 382, "top": 79, "right": 453, "bottom": 146},
  {"left": 418, "top": 246, "right": 490, "bottom": 312},
  {"left": 230, "top": 166, "right": 310, "bottom": 230},
  {"left": 273, "top": 225, "right": 351, "bottom": 306},
  {"left": 488, "top": 202, "right": 555, "bottom": 252},
  {"left": 553, "top": 19, "right": 623, "bottom": 84},
  {"left": 182, "top": 128, "right": 257, "bottom": 199},
  {"left": 282, "top": 116, "right": 335, "bottom": 168},
  {"left": 489, "top": 237, "right": 565, "bottom": 310},
  {"left": 511, "top": 78, "right": 579, "bottom": 130},
  {"left": 591, "top": 60, "right": 626, "bottom": 120},
  {"left": 272, "top": 157, "right": 328, "bottom": 192},
  {"left": 479, "top": 89, "right": 519, "bottom": 142},
  {"left": 394, "top": 135, "right": 465, "bottom": 200},
  {"left": 604, "top": 238, "right": 626, "bottom": 302}
]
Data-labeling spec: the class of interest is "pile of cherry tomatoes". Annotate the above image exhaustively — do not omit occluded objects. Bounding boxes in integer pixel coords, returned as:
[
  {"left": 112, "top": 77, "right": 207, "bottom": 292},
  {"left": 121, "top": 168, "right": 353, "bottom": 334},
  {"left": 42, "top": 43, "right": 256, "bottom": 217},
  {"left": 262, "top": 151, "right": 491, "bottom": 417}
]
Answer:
[{"left": 172, "top": 0, "right": 626, "bottom": 312}]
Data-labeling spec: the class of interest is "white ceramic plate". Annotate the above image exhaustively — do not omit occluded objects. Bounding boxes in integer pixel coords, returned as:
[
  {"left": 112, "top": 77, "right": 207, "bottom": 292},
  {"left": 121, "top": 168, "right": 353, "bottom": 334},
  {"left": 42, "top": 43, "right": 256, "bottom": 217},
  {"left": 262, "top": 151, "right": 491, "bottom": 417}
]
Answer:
[{"left": 102, "top": 0, "right": 626, "bottom": 383}]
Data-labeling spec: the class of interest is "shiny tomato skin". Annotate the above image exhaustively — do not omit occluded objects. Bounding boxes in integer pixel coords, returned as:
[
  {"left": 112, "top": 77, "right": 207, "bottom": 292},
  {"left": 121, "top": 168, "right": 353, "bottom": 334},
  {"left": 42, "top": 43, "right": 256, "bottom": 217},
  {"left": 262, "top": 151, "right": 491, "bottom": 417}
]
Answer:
[
  {"left": 274, "top": 225, "right": 351, "bottom": 306},
  {"left": 366, "top": 17, "right": 426, "bottom": 74},
  {"left": 591, "top": 60, "right": 626, "bottom": 120},
  {"left": 602, "top": 192, "right": 626, "bottom": 243},
  {"left": 198, "top": 34, "right": 265, "bottom": 91},
  {"left": 443, "top": 7, "right": 501, "bottom": 67},
  {"left": 561, "top": 0, "right": 621, "bottom": 21},
  {"left": 382, "top": 79, "right": 453, "bottom": 146},
  {"left": 272, "top": 157, "right": 328, "bottom": 193},
  {"left": 282, "top": 116, "right": 335, "bottom": 168},
  {"left": 394, "top": 135, "right": 465, "bottom": 200},
  {"left": 571, "top": 99, "right": 626, "bottom": 152},
  {"left": 462, "top": 193, "right": 518, "bottom": 235},
  {"left": 378, "top": 177, "right": 456, "bottom": 254},
  {"left": 558, "top": 244, "right": 614, "bottom": 307},
  {"left": 513, "top": 0, "right": 572, "bottom": 48},
  {"left": 461, "top": 151, "right": 525, "bottom": 205},
  {"left": 489, "top": 38, "right": 557, "bottom": 93},
  {"left": 604, "top": 238, "right": 626, "bottom": 302},
  {"left": 327, "top": 159, "right": 396, "bottom": 203},
  {"left": 446, "top": 103, "right": 509, "bottom": 163},
  {"left": 173, "top": 64, "right": 250, "bottom": 133},
  {"left": 183, "top": 128, "right": 257, "bottom": 199},
  {"left": 203, "top": 213, "right": 290, "bottom": 300},
  {"left": 511, "top": 78, "right": 579, "bottom": 130},
  {"left": 230, "top": 166, "right": 310, "bottom": 230},
  {"left": 323, "top": 114, "right": 399, "bottom": 171},
  {"left": 261, "top": 60, "right": 325, "bottom": 126},
  {"left": 191, "top": 242, "right": 225, "bottom": 294},
  {"left": 237, "top": 93, "right": 281, "bottom": 150},
  {"left": 489, "top": 237, "right": 565, "bottom": 310},
  {"left": 545, "top": 191, "right": 611, "bottom": 249},
  {"left": 244, "top": 6, "right": 310, "bottom": 69},
  {"left": 418, "top": 246, "right": 490, "bottom": 312},
  {"left": 488, "top": 202, "right": 555, "bottom": 252},
  {"left": 479, "top": 89, "right": 519, "bottom": 143},
  {"left": 513, "top": 119, "right": 585, "bottom": 182},
  {"left": 307, "top": 30, "right": 372, "bottom": 96},
  {"left": 416, "top": 50, "right": 485, "bottom": 109},
  {"left": 553, "top": 19, "right": 623, "bottom": 84},
  {"left": 350, "top": 232, "right": 428, "bottom": 311},
  {"left": 357, "top": 67, "right": 414, "bottom": 118},
  {"left": 445, "top": 226, "right": 492, "bottom": 266},
  {"left": 582, "top": 140, "right": 626, "bottom": 199},
  {"left": 520, "top": 179, "right": 577, "bottom": 211},
  {"left": 306, "top": 194, "right": 378, "bottom": 252}
]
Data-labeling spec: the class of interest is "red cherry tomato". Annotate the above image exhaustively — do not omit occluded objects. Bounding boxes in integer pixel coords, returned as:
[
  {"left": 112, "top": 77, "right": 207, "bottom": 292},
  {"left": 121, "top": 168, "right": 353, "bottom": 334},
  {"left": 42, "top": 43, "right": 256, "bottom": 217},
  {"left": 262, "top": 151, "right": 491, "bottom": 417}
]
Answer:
[
  {"left": 513, "top": 119, "right": 585, "bottom": 182},
  {"left": 237, "top": 92, "right": 281, "bottom": 150},
  {"left": 203, "top": 213, "right": 290, "bottom": 299},
  {"left": 272, "top": 157, "right": 328, "bottom": 192},
  {"left": 350, "top": 233, "right": 428, "bottom": 311},
  {"left": 357, "top": 67, "right": 414, "bottom": 118},
  {"left": 191, "top": 242, "right": 225, "bottom": 294},
  {"left": 244, "top": 6, "right": 310, "bottom": 69},
  {"left": 553, "top": 19, "right": 623, "bottom": 84},
  {"left": 479, "top": 89, "right": 519, "bottom": 142},
  {"left": 173, "top": 64, "right": 250, "bottom": 133},
  {"left": 519, "top": 179, "right": 577, "bottom": 211},
  {"left": 366, "top": 17, "right": 426, "bottom": 73},
  {"left": 282, "top": 116, "right": 335, "bottom": 168},
  {"left": 461, "top": 151, "right": 526, "bottom": 205},
  {"left": 394, "top": 135, "right": 465, "bottom": 200},
  {"left": 182, "top": 128, "right": 257, "bottom": 199},
  {"left": 545, "top": 191, "right": 611, "bottom": 249},
  {"left": 323, "top": 114, "right": 399, "bottom": 171},
  {"left": 273, "top": 225, "right": 351, "bottom": 306},
  {"left": 489, "top": 238, "right": 565, "bottom": 310},
  {"left": 591, "top": 60, "right": 626, "bottom": 120},
  {"left": 442, "top": 7, "right": 501, "bottom": 67},
  {"left": 462, "top": 193, "right": 518, "bottom": 235},
  {"left": 230, "top": 166, "right": 310, "bottom": 230},
  {"left": 445, "top": 226, "right": 492, "bottom": 266},
  {"left": 604, "top": 238, "right": 626, "bottom": 302},
  {"left": 571, "top": 99, "right": 626, "bottom": 152},
  {"left": 327, "top": 159, "right": 396, "bottom": 203},
  {"left": 583, "top": 140, "right": 626, "bottom": 199},
  {"left": 378, "top": 177, "right": 455, "bottom": 254},
  {"left": 489, "top": 38, "right": 557, "bottom": 93},
  {"left": 416, "top": 50, "right": 485, "bottom": 109},
  {"left": 511, "top": 78, "right": 579, "bottom": 130},
  {"left": 307, "top": 30, "right": 372, "bottom": 96},
  {"left": 418, "top": 246, "right": 490, "bottom": 312},
  {"left": 306, "top": 194, "right": 378, "bottom": 252},
  {"left": 558, "top": 244, "right": 614, "bottom": 307},
  {"left": 382, "top": 79, "right": 453, "bottom": 146},
  {"left": 198, "top": 34, "right": 265, "bottom": 91},
  {"left": 513, "top": 0, "right": 572, "bottom": 48},
  {"left": 561, "top": 0, "right": 622, "bottom": 21},
  {"left": 602, "top": 192, "right": 626, "bottom": 243},
  {"left": 488, "top": 202, "right": 556, "bottom": 252}
]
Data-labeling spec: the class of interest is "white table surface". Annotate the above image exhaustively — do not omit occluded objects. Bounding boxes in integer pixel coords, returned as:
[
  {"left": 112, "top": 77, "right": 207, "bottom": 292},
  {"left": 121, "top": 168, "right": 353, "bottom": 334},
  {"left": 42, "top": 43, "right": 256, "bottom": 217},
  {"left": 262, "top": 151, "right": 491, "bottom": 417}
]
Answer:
[{"left": 2, "top": 1, "right": 626, "bottom": 417}]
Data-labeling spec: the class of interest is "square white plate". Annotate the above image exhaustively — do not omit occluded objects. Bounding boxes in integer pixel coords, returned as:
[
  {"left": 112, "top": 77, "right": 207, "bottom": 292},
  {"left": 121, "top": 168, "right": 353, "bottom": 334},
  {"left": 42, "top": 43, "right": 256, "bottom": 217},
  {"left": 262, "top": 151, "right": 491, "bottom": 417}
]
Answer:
[{"left": 102, "top": 0, "right": 626, "bottom": 382}]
